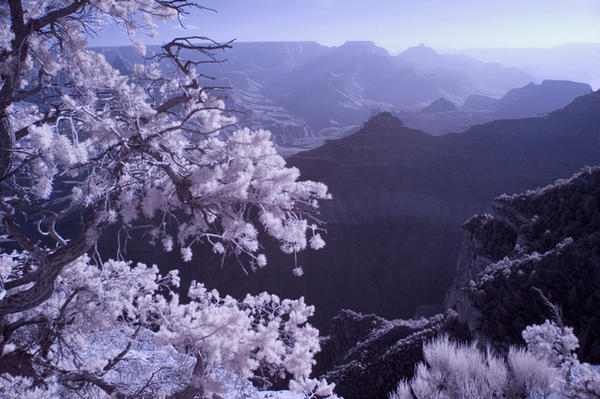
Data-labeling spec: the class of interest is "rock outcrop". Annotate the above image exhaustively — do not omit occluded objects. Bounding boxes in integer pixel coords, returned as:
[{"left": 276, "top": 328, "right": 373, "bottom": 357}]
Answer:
[
  {"left": 447, "top": 166, "right": 600, "bottom": 362},
  {"left": 314, "top": 310, "right": 461, "bottom": 399},
  {"left": 275, "top": 93, "right": 600, "bottom": 329}
]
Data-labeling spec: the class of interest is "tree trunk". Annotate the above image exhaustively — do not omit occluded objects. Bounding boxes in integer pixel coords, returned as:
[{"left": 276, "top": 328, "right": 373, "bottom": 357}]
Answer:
[
  {"left": 0, "top": 212, "right": 107, "bottom": 318},
  {"left": 0, "top": 113, "right": 14, "bottom": 180}
]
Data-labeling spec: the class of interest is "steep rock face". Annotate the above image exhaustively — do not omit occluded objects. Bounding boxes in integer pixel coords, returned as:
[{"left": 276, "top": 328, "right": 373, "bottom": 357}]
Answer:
[
  {"left": 213, "top": 73, "right": 315, "bottom": 145},
  {"left": 314, "top": 310, "right": 460, "bottom": 399},
  {"left": 283, "top": 94, "right": 600, "bottom": 325},
  {"left": 316, "top": 166, "right": 600, "bottom": 399},
  {"left": 447, "top": 167, "right": 600, "bottom": 362},
  {"left": 274, "top": 43, "right": 441, "bottom": 132}
]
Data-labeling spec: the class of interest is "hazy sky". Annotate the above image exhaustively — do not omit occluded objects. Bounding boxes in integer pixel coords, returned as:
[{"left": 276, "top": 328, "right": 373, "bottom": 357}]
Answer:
[{"left": 90, "top": 0, "right": 600, "bottom": 52}]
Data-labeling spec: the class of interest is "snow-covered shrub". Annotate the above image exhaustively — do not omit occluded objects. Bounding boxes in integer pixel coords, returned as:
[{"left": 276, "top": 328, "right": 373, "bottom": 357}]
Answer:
[
  {"left": 505, "top": 346, "right": 556, "bottom": 398},
  {"left": 389, "top": 335, "right": 552, "bottom": 399},
  {"left": 389, "top": 320, "right": 599, "bottom": 399}
]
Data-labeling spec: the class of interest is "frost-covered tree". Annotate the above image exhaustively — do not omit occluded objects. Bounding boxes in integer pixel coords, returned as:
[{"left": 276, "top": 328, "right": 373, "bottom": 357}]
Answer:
[
  {"left": 0, "top": 0, "right": 330, "bottom": 316},
  {"left": 0, "top": 254, "right": 338, "bottom": 398},
  {"left": 0, "top": 0, "right": 335, "bottom": 397},
  {"left": 389, "top": 320, "right": 600, "bottom": 399}
]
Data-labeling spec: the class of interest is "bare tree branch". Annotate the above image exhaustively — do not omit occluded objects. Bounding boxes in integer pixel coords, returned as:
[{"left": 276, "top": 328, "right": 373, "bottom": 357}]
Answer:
[{"left": 103, "top": 326, "right": 141, "bottom": 372}]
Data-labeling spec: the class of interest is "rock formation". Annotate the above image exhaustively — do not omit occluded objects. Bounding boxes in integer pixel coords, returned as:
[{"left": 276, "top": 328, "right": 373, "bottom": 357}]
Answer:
[
  {"left": 314, "top": 310, "right": 462, "bottom": 399},
  {"left": 447, "top": 166, "right": 600, "bottom": 362}
]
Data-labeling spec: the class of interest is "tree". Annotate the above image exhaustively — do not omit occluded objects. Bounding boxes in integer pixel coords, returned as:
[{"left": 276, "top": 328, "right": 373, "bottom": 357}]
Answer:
[{"left": 0, "top": 0, "right": 335, "bottom": 397}]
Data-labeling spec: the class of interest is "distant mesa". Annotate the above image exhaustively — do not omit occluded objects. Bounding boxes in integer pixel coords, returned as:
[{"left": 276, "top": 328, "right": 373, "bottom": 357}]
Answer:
[
  {"left": 495, "top": 79, "right": 592, "bottom": 118},
  {"left": 396, "top": 43, "right": 483, "bottom": 73},
  {"left": 339, "top": 40, "right": 378, "bottom": 48},
  {"left": 401, "top": 80, "right": 592, "bottom": 135},
  {"left": 398, "top": 43, "right": 439, "bottom": 61},
  {"left": 336, "top": 41, "right": 389, "bottom": 57},
  {"left": 421, "top": 98, "right": 457, "bottom": 113}
]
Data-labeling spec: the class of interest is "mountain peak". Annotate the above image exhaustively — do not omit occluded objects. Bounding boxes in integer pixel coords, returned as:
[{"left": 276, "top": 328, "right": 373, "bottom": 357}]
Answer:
[
  {"left": 364, "top": 112, "right": 404, "bottom": 128},
  {"left": 397, "top": 44, "right": 442, "bottom": 68},
  {"left": 421, "top": 98, "right": 457, "bottom": 113},
  {"left": 400, "top": 43, "right": 438, "bottom": 57},
  {"left": 337, "top": 41, "right": 389, "bottom": 56}
]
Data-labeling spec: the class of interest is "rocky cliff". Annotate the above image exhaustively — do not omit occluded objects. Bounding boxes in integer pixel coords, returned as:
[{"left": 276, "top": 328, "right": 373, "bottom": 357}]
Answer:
[
  {"left": 447, "top": 166, "right": 600, "bottom": 362},
  {"left": 314, "top": 310, "right": 461, "bottom": 399},
  {"left": 278, "top": 93, "right": 600, "bottom": 329},
  {"left": 315, "top": 166, "right": 600, "bottom": 399}
]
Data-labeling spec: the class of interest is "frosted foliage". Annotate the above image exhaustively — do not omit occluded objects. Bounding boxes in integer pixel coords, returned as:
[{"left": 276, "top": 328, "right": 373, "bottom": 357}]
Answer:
[
  {"left": 522, "top": 320, "right": 579, "bottom": 367},
  {"left": 0, "top": 376, "right": 60, "bottom": 399},
  {"left": 522, "top": 321, "right": 600, "bottom": 398},
  {"left": 0, "top": 0, "right": 330, "bottom": 270},
  {"left": 309, "top": 234, "right": 326, "bottom": 250},
  {"left": 0, "top": 0, "right": 334, "bottom": 397},
  {"left": 0, "top": 256, "right": 337, "bottom": 398},
  {"left": 389, "top": 321, "right": 600, "bottom": 399},
  {"left": 14, "top": 96, "right": 329, "bottom": 261}
]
